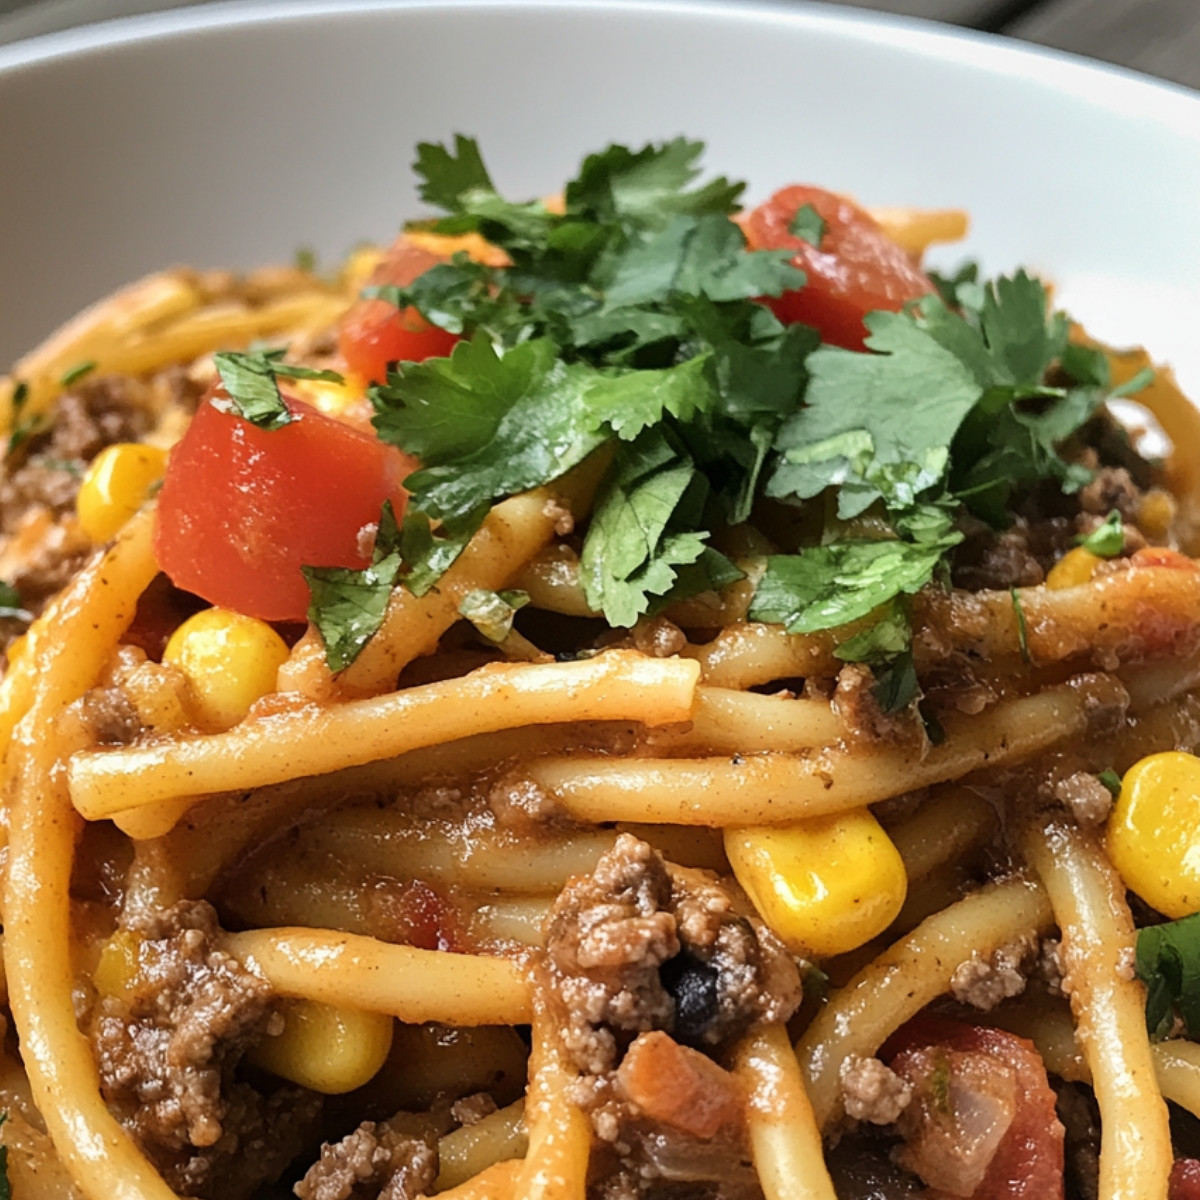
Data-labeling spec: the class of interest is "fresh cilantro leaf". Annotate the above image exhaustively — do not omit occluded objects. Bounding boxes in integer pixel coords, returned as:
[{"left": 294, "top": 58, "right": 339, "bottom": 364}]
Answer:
[
  {"left": 769, "top": 309, "right": 981, "bottom": 517},
  {"left": 748, "top": 531, "right": 959, "bottom": 635},
  {"left": 60, "top": 359, "right": 96, "bottom": 387},
  {"left": 1136, "top": 912, "right": 1200, "bottom": 1040},
  {"left": 1078, "top": 510, "right": 1124, "bottom": 558},
  {"left": 1098, "top": 768, "right": 1122, "bottom": 797},
  {"left": 1010, "top": 587, "right": 1032, "bottom": 663},
  {"left": 833, "top": 599, "right": 919, "bottom": 714},
  {"left": 0, "top": 580, "right": 31, "bottom": 624},
  {"left": 834, "top": 599, "right": 911, "bottom": 664},
  {"left": 398, "top": 504, "right": 489, "bottom": 598},
  {"left": 459, "top": 588, "right": 530, "bottom": 643},
  {"left": 872, "top": 650, "right": 920, "bottom": 714},
  {"left": 579, "top": 430, "right": 708, "bottom": 627},
  {"left": 565, "top": 138, "right": 743, "bottom": 227},
  {"left": 294, "top": 245, "right": 317, "bottom": 273},
  {"left": 658, "top": 547, "right": 745, "bottom": 611},
  {"left": 952, "top": 385, "right": 1105, "bottom": 523},
  {"left": 1060, "top": 341, "right": 1110, "bottom": 388},
  {"left": 213, "top": 351, "right": 293, "bottom": 429},
  {"left": 302, "top": 501, "right": 402, "bottom": 671},
  {"left": 928, "top": 261, "right": 980, "bottom": 310},
  {"left": 788, "top": 203, "right": 826, "bottom": 246},
  {"left": 213, "top": 350, "right": 343, "bottom": 431},
  {"left": 976, "top": 270, "right": 1069, "bottom": 387},
  {"left": 374, "top": 336, "right": 608, "bottom": 524},
  {"left": 414, "top": 134, "right": 495, "bottom": 213},
  {"left": 579, "top": 354, "right": 718, "bottom": 441}
]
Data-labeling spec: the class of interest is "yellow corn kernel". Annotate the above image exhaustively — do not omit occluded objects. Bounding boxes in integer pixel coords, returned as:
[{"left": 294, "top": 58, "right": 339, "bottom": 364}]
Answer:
[
  {"left": 76, "top": 442, "right": 167, "bottom": 543},
  {"left": 163, "top": 608, "right": 289, "bottom": 731},
  {"left": 1045, "top": 545, "right": 1102, "bottom": 590},
  {"left": 1107, "top": 751, "right": 1200, "bottom": 918},
  {"left": 248, "top": 998, "right": 393, "bottom": 1095},
  {"left": 1138, "top": 489, "right": 1176, "bottom": 542},
  {"left": 94, "top": 930, "right": 143, "bottom": 1001},
  {"left": 724, "top": 809, "right": 907, "bottom": 959}
]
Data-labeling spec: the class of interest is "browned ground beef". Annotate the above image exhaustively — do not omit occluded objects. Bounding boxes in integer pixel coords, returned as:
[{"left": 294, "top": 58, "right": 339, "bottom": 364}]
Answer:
[
  {"left": 543, "top": 833, "right": 801, "bottom": 1178},
  {"left": 293, "top": 1121, "right": 438, "bottom": 1200},
  {"left": 89, "top": 899, "right": 320, "bottom": 1197}
]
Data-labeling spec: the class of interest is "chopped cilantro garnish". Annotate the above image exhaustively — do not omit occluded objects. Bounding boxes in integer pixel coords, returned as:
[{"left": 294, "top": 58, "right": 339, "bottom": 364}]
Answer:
[
  {"left": 60, "top": 359, "right": 96, "bottom": 387},
  {"left": 459, "top": 588, "right": 530, "bottom": 643},
  {"left": 788, "top": 203, "right": 826, "bottom": 246},
  {"left": 1137, "top": 912, "right": 1200, "bottom": 1039},
  {"left": 1010, "top": 588, "right": 1031, "bottom": 663},
  {"left": 302, "top": 501, "right": 402, "bottom": 671},
  {"left": 1078, "top": 510, "right": 1125, "bottom": 558},
  {"left": 294, "top": 245, "right": 317, "bottom": 273},
  {"left": 213, "top": 349, "right": 343, "bottom": 431},
  {"left": 301, "top": 135, "right": 1152, "bottom": 668},
  {"left": 1098, "top": 768, "right": 1122, "bottom": 797},
  {"left": 832, "top": 599, "right": 919, "bottom": 714}
]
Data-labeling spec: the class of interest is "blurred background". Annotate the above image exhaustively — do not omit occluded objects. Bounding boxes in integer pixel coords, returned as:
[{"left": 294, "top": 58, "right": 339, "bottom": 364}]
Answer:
[{"left": 0, "top": 0, "right": 1197, "bottom": 90}]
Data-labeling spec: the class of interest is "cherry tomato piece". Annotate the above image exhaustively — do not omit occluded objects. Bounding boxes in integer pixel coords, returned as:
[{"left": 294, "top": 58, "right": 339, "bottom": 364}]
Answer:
[
  {"left": 743, "top": 185, "right": 936, "bottom": 350},
  {"left": 155, "top": 389, "right": 414, "bottom": 623},
  {"left": 338, "top": 240, "right": 459, "bottom": 384}
]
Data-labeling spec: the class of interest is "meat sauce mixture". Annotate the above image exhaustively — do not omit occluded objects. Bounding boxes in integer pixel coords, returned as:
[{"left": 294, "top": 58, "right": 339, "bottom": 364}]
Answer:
[{"left": 2, "top": 342, "right": 1196, "bottom": 1198}]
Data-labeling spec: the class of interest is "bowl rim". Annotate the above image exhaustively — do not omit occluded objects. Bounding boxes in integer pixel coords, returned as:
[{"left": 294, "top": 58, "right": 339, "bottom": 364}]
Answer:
[{"left": 1, "top": 0, "right": 1199, "bottom": 131}]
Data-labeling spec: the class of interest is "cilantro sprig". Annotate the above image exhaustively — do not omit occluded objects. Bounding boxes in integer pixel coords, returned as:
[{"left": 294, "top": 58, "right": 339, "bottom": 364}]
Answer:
[
  {"left": 300, "top": 135, "right": 1149, "bottom": 675},
  {"left": 213, "top": 349, "right": 344, "bottom": 430},
  {"left": 1137, "top": 913, "right": 1200, "bottom": 1040}
]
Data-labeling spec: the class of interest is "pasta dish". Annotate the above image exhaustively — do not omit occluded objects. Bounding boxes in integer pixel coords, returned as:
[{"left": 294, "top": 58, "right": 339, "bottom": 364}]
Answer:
[{"left": 3, "top": 135, "right": 1200, "bottom": 1200}]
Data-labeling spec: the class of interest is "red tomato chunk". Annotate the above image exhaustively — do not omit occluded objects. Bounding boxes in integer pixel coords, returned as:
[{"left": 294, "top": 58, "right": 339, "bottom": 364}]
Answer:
[
  {"left": 338, "top": 239, "right": 460, "bottom": 384},
  {"left": 743, "top": 184, "right": 936, "bottom": 350},
  {"left": 885, "top": 1015, "right": 1065, "bottom": 1199},
  {"left": 155, "top": 389, "right": 413, "bottom": 623}
]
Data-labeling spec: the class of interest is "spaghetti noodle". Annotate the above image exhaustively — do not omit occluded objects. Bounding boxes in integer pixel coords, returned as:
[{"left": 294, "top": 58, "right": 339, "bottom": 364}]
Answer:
[{"left": 1, "top": 135, "right": 1200, "bottom": 1200}]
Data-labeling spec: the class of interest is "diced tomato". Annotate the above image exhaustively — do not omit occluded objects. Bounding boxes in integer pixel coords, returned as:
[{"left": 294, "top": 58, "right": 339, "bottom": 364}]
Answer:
[
  {"left": 1170, "top": 1158, "right": 1200, "bottom": 1200},
  {"left": 884, "top": 1015, "right": 1065, "bottom": 1200},
  {"left": 742, "top": 185, "right": 936, "bottom": 350},
  {"left": 154, "top": 388, "right": 415, "bottom": 622},
  {"left": 338, "top": 239, "right": 459, "bottom": 384}
]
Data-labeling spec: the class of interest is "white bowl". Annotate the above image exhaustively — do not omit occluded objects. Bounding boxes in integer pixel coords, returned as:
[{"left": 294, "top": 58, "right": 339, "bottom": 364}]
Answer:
[{"left": 2, "top": 0, "right": 1200, "bottom": 394}]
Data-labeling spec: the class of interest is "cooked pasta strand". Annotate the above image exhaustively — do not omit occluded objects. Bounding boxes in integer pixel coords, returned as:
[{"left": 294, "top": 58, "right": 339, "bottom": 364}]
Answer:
[
  {"left": 69, "top": 651, "right": 700, "bottom": 826},
  {"left": 2, "top": 510, "right": 174, "bottom": 1200},
  {"left": 515, "top": 1003, "right": 590, "bottom": 1200},
  {"left": 225, "top": 929, "right": 531, "bottom": 1025},
  {"left": 532, "top": 682, "right": 1096, "bottom": 825},
  {"left": 436, "top": 1159, "right": 522, "bottom": 1200},
  {"left": 1021, "top": 812, "right": 1171, "bottom": 1200},
  {"left": 436, "top": 1100, "right": 528, "bottom": 1191},
  {"left": 795, "top": 875, "right": 1054, "bottom": 1130},
  {"left": 733, "top": 1023, "right": 837, "bottom": 1200}
]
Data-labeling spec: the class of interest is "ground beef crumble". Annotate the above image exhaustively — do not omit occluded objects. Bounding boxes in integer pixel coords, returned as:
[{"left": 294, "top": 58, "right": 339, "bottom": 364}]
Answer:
[
  {"left": 293, "top": 1121, "right": 437, "bottom": 1200},
  {"left": 949, "top": 932, "right": 1039, "bottom": 1012},
  {"left": 88, "top": 899, "right": 319, "bottom": 1197},
  {"left": 839, "top": 1055, "right": 913, "bottom": 1125},
  {"left": 542, "top": 833, "right": 801, "bottom": 1182}
]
